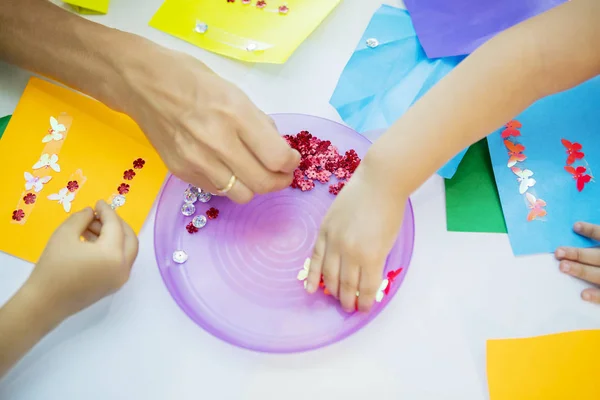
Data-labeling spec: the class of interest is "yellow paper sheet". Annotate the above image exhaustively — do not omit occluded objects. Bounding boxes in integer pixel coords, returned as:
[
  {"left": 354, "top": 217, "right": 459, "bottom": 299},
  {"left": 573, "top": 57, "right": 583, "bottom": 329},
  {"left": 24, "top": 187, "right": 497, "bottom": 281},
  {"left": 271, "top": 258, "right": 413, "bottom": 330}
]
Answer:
[
  {"left": 63, "top": 0, "right": 110, "bottom": 14},
  {"left": 149, "top": 0, "right": 340, "bottom": 64},
  {"left": 0, "top": 77, "right": 167, "bottom": 263},
  {"left": 487, "top": 330, "right": 600, "bottom": 400}
]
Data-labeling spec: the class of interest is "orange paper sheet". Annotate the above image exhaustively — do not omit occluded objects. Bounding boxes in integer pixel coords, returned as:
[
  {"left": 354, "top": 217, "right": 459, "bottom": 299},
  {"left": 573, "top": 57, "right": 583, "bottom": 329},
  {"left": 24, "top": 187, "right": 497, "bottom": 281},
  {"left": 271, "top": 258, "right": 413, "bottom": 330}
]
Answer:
[
  {"left": 487, "top": 330, "right": 600, "bottom": 400},
  {"left": 0, "top": 77, "right": 167, "bottom": 263}
]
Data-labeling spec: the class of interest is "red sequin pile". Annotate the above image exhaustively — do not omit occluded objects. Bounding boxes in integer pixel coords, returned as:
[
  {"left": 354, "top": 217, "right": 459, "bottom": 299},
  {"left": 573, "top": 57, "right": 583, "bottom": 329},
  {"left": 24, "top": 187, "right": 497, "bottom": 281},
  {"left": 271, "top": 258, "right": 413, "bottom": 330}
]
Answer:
[
  {"left": 284, "top": 131, "right": 360, "bottom": 195},
  {"left": 206, "top": 207, "right": 220, "bottom": 220}
]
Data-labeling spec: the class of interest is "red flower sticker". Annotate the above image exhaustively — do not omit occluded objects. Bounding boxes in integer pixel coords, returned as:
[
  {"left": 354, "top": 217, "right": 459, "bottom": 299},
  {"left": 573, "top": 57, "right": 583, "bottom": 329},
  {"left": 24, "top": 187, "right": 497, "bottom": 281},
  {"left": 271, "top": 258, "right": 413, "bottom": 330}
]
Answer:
[
  {"left": 23, "top": 193, "right": 37, "bottom": 204},
  {"left": 118, "top": 183, "right": 130, "bottom": 195},
  {"left": 561, "top": 139, "right": 584, "bottom": 165},
  {"left": 133, "top": 158, "right": 145, "bottom": 169},
  {"left": 565, "top": 165, "right": 592, "bottom": 192},
  {"left": 186, "top": 222, "right": 199, "bottom": 234},
  {"left": 12, "top": 209, "right": 25, "bottom": 221},
  {"left": 206, "top": 207, "right": 220, "bottom": 220},
  {"left": 123, "top": 169, "right": 136, "bottom": 180},
  {"left": 67, "top": 180, "right": 79, "bottom": 192},
  {"left": 256, "top": 0, "right": 266, "bottom": 7}
]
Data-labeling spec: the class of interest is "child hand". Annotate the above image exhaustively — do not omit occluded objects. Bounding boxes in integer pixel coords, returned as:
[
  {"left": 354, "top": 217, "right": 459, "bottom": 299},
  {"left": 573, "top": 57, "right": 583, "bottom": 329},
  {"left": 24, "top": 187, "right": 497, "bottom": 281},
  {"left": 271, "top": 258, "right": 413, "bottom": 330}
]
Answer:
[
  {"left": 305, "top": 166, "right": 406, "bottom": 313},
  {"left": 555, "top": 222, "right": 600, "bottom": 303},
  {"left": 25, "top": 200, "right": 139, "bottom": 320}
]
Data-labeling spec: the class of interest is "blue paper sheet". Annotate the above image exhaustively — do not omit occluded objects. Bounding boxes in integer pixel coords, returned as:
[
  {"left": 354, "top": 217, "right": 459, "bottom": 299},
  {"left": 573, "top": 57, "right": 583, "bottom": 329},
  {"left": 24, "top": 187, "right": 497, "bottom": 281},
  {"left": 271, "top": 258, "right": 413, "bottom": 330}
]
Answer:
[
  {"left": 330, "top": 5, "right": 467, "bottom": 178},
  {"left": 487, "top": 76, "right": 600, "bottom": 256}
]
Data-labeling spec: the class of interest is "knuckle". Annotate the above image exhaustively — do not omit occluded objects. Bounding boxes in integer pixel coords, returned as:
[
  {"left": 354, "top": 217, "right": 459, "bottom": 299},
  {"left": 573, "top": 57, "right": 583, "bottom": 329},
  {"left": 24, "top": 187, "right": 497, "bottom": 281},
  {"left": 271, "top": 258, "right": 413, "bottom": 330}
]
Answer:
[
  {"left": 252, "top": 174, "right": 276, "bottom": 195},
  {"left": 340, "top": 278, "right": 357, "bottom": 292}
]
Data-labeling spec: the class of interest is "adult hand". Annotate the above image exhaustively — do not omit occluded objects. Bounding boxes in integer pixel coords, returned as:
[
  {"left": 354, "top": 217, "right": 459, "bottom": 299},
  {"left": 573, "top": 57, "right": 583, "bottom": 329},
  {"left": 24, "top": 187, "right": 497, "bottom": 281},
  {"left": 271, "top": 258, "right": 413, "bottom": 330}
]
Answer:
[
  {"left": 305, "top": 161, "right": 406, "bottom": 313},
  {"left": 555, "top": 222, "right": 600, "bottom": 304},
  {"left": 115, "top": 43, "right": 300, "bottom": 204},
  {"left": 26, "top": 200, "right": 139, "bottom": 320}
]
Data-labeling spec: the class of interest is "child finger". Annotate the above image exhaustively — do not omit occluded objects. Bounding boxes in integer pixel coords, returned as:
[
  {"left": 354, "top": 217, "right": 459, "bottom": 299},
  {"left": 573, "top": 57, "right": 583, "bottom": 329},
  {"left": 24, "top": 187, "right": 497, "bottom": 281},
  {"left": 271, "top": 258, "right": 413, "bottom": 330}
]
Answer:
[
  {"left": 86, "top": 219, "right": 102, "bottom": 237},
  {"left": 560, "top": 260, "right": 600, "bottom": 285},
  {"left": 574, "top": 222, "right": 600, "bottom": 241},
  {"left": 321, "top": 249, "right": 341, "bottom": 299},
  {"left": 357, "top": 263, "right": 383, "bottom": 312},
  {"left": 95, "top": 200, "right": 125, "bottom": 247},
  {"left": 581, "top": 288, "right": 600, "bottom": 304},
  {"left": 555, "top": 246, "right": 600, "bottom": 266},
  {"left": 81, "top": 229, "right": 99, "bottom": 243},
  {"left": 339, "top": 257, "right": 360, "bottom": 312},
  {"left": 306, "top": 230, "right": 327, "bottom": 294},
  {"left": 59, "top": 207, "right": 94, "bottom": 237}
]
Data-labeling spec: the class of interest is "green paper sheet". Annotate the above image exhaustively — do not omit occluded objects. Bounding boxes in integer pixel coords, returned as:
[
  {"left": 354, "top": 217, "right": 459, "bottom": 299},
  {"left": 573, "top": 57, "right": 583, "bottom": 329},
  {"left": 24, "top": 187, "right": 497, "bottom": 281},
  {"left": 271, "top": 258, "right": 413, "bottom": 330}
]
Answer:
[
  {"left": 0, "top": 115, "right": 11, "bottom": 140},
  {"left": 444, "top": 138, "right": 507, "bottom": 233}
]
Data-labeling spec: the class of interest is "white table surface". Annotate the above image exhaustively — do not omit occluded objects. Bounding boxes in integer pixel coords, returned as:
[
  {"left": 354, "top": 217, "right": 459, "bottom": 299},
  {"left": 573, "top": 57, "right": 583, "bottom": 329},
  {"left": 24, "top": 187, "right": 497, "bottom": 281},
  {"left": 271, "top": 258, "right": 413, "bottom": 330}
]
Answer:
[{"left": 1, "top": 1, "right": 598, "bottom": 399}]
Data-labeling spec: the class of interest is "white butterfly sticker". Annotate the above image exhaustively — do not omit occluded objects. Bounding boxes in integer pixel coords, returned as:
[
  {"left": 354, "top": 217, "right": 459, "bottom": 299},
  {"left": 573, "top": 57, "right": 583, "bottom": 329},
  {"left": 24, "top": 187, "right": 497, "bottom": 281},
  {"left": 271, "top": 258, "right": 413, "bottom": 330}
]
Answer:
[
  {"left": 47, "top": 188, "right": 75, "bottom": 213},
  {"left": 32, "top": 153, "right": 60, "bottom": 172},
  {"left": 511, "top": 167, "right": 536, "bottom": 194},
  {"left": 41, "top": 116, "right": 66, "bottom": 143},
  {"left": 24, "top": 172, "right": 52, "bottom": 192},
  {"left": 297, "top": 258, "right": 311, "bottom": 289},
  {"left": 375, "top": 279, "right": 389, "bottom": 303}
]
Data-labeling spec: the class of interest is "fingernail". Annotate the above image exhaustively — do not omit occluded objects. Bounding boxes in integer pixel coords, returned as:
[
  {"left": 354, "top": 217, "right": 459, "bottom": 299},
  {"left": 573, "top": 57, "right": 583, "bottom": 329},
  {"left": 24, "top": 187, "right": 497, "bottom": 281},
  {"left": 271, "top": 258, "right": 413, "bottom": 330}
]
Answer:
[
  {"left": 305, "top": 282, "right": 314, "bottom": 293},
  {"left": 574, "top": 223, "right": 583, "bottom": 233},
  {"left": 560, "top": 262, "right": 571, "bottom": 273},
  {"left": 582, "top": 291, "right": 591, "bottom": 301},
  {"left": 555, "top": 248, "right": 565, "bottom": 258}
]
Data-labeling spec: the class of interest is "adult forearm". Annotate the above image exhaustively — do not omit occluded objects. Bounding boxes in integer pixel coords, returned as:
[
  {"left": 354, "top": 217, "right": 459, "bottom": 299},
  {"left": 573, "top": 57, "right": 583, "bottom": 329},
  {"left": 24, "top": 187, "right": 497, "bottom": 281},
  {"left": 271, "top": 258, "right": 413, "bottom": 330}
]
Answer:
[
  {"left": 0, "top": 0, "right": 140, "bottom": 111},
  {"left": 0, "top": 283, "right": 61, "bottom": 378},
  {"left": 364, "top": 0, "right": 600, "bottom": 197}
]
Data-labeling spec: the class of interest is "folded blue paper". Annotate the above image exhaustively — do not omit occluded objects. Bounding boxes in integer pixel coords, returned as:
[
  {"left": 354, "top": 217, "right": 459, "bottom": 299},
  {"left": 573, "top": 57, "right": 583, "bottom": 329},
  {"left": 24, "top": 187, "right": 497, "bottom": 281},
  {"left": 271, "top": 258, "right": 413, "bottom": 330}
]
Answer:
[
  {"left": 487, "top": 76, "right": 600, "bottom": 256},
  {"left": 330, "top": 5, "right": 466, "bottom": 178}
]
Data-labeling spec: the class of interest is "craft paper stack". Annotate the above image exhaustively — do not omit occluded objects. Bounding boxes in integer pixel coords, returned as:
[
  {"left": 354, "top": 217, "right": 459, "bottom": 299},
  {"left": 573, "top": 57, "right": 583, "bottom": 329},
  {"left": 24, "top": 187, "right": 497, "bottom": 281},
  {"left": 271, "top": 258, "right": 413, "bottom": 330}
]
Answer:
[
  {"left": 330, "top": 5, "right": 465, "bottom": 179},
  {"left": 149, "top": 0, "right": 340, "bottom": 64},
  {"left": 487, "top": 75, "right": 600, "bottom": 256},
  {"left": 0, "top": 78, "right": 167, "bottom": 263},
  {"left": 487, "top": 330, "right": 600, "bottom": 399}
]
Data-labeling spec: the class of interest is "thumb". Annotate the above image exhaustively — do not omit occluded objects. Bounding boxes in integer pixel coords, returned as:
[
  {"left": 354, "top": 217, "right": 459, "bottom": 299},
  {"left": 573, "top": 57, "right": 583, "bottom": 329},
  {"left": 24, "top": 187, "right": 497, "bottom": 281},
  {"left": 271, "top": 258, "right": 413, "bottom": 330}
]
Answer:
[{"left": 59, "top": 207, "right": 95, "bottom": 236}]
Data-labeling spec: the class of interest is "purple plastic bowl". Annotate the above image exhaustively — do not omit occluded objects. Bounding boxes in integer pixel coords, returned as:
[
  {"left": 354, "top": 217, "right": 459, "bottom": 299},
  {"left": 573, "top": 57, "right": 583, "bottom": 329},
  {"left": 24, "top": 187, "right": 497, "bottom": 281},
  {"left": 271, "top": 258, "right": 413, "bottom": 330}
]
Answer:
[{"left": 154, "top": 113, "right": 415, "bottom": 353}]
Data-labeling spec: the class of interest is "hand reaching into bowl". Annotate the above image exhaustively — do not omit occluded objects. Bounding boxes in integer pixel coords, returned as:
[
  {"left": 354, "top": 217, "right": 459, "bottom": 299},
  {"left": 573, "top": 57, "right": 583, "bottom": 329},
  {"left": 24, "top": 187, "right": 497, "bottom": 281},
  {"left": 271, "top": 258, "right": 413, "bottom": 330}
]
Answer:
[{"left": 1, "top": 0, "right": 300, "bottom": 204}]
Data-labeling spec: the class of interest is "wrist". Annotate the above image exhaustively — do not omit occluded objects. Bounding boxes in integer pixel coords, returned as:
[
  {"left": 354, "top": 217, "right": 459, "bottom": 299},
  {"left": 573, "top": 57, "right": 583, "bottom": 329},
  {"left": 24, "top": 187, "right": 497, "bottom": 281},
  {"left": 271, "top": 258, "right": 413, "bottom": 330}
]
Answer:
[
  {"left": 361, "top": 142, "right": 412, "bottom": 200},
  {"left": 12, "top": 281, "right": 65, "bottom": 334}
]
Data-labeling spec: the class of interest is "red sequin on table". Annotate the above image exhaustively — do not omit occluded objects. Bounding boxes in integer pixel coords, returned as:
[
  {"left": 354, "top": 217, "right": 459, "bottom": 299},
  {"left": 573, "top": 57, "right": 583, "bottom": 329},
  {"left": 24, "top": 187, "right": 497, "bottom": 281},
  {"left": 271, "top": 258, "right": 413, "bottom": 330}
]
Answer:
[
  {"left": 186, "top": 222, "right": 199, "bottom": 234},
  {"left": 67, "top": 180, "right": 79, "bottom": 192},
  {"left": 23, "top": 193, "right": 37, "bottom": 204},
  {"left": 206, "top": 207, "right": 220, "bottom": 220},
  {"left": 12, "top": 209, "right": 25, "bottom": 221},
  {"left": 133, "top": 158, "right": 145, "bottom": 169},
  {"left": 123, "top": 169, "right": 136, "bottom": 180},
  {"left": 256, "top": 0, "right": 266, "bottom": 7},
  {"left": 284, "top": 130, "right": 361, "bottom": 195},
  {"left": 227, "top": 0, "right": 235, "bottom": 2},
  {"left": 118, "top": 183, "right": 130, "bottom": 195},
  {"left": 278, "top": 4, "right": 289, "bottom": 14}
]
